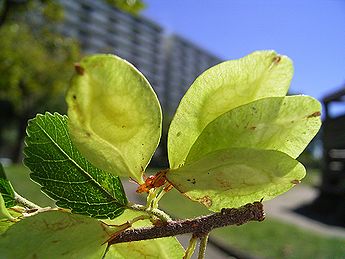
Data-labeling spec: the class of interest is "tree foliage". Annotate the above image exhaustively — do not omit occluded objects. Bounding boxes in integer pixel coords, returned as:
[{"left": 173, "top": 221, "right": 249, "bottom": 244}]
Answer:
[{"left": 0, "top": 0, "right": 80, "bottom": 161}]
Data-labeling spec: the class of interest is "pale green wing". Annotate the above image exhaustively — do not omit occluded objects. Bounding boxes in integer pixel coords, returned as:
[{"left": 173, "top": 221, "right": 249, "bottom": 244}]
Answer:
[
  {"left": 167, "top": 148, "right": 305, "bottom": 211},
  {"left": 168, "top": 50, "right": 293, "bottom": 169},
  {"left": 66, "top": 54, "right": 162, "bottom": 183},
  {"left": 0, "top": 210, "right": 122, "bottom": 259},
  {"left": 186, "top": 96, "right": 321, "bottom": 163}
]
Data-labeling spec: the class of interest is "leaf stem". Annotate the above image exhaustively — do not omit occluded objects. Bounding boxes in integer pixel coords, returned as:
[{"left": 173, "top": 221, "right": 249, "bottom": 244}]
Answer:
[
  {"left": 151, "top": 187, "right": 167, "bottom": 209},
  {"left": 183, "top": 234, "right": 198, "bottom": 259},
  {"left": 197, "top": 233, "right": 209, "bottom": 259},
  {"left": 127, "top": 203, "right": 172, "bottom": 222},
  {"left": 109, "top": 201, "right": 264, "bottom": 245},
  {"left": 146, "top": 188, "right": 159, "bottom": 208},
  {"left": 14, "top": 192, "right": 41, "bottom": 210}
]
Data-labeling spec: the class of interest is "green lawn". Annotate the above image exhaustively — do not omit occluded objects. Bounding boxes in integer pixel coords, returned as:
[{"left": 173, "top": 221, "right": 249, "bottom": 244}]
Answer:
[
  {"left": 159, "top": 189, "right": 345, "bottom": 259},
  {"left": 3, "top": 164, "right": 345, "bottom": 259}
]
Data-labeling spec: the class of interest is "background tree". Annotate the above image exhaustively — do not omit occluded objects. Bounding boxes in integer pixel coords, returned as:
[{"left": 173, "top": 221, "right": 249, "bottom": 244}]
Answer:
[
  {"left": 0, "top": 0, "right": 80, "bottom": 162},
  {"left": 0, "top": 0, "right": 145, "bottom": 162}
]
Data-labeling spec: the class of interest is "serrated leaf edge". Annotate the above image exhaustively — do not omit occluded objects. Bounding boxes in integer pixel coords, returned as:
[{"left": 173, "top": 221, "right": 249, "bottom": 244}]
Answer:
[{"left": 23, "top": 112, "right": 128, "bottom": 208}]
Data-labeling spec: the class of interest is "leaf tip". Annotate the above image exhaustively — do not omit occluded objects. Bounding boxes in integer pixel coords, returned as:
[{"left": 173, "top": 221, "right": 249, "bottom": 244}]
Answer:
[
  {"left": 272, "top": 55, "right": 282, "bottom": 64},
  {"left": 306, "top": 111, "right": 321, "bottom": 118},
  {"left": 74, "top": 63, "right": 85, "bottom": 75},
  {"left": 291, "top": 179, "right": 301, "bottom": 185}
]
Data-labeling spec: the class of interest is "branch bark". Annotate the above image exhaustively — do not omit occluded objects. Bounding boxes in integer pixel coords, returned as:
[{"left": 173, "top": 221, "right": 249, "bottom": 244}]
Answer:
[{"left": 109, "top": 201, "right": 265, "bottom": 245}]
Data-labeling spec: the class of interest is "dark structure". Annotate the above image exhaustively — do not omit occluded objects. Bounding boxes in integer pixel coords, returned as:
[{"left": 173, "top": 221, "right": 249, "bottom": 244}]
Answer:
[
  {"left": 322, "top": 87, "right": 345, "bottom": 193},
  {"left": 311, "top": 86, "right": 345, "bottom": 225}
]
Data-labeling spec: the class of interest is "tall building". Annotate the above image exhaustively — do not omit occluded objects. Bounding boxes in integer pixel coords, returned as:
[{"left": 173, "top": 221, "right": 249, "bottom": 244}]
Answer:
[
  {"left": 163, "top": 35, "right": 222, "bottom": 115},
  {"left": 58, "top": 0, "right": 222, "bottom": 115},
  {"left": 59, "top": 0, "right": 166, "bottom": 106}
]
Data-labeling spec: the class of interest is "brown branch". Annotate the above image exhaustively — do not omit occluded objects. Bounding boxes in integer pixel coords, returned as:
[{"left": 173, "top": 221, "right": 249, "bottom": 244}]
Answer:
[{"left": 109, "top": 201, "right": 265, "bottom": 245}]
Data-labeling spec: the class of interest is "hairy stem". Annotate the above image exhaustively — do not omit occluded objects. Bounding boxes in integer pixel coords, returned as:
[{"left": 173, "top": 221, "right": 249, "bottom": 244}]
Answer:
[
  {"left": 146, "top": 188, "right": 157, "bottom": 208},
  {"left": 128, "top": 203, "right": 172, "bottom": 222},
  {"left": 109, "top": 201, "right": 264, "bottom": 245},
  {"left": 198, "top": 233, "right": 209, "bottom": 259},
  {"left": 14, "top": 192, "right": 41, "bottom": 209},
  {"left": 184, "top": 234, "right": 198, "bottom": 259},
  {"left": 151, "top": 187, "right": 165, "bottom": 209}
]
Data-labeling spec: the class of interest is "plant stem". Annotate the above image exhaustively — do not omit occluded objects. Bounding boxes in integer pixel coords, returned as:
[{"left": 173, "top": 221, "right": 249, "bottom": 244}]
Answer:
[
  {"left": 127, "top": 203, "right": 172, "bottom": 222},
  {"left": 109, "top": 201, "right": 264, "bottom": 245},
  {"left": 152, "top": 187, "right": 167, "bottom": 208},
  {"left": 14, "top": 192, "right": 41, "bottom": 210},
  {"left": 146, "top": 188, "right": 157, "bottom": 208},
  {"left": 183, "top": 234, "right": 198, "bottom": 259},
  {"left": 198, "top": 233, "right": 209, "bottom": 259}
]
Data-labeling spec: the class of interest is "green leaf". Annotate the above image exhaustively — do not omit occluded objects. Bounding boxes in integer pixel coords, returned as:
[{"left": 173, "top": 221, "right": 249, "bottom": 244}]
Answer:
[
  {"left": 0, "top": 219, "right": 15, "bottom": 235},
  {"left": 0, "top": 208, "right": 21, "bottom": 234},
  {"left": 0, "top": 194, "right": 14, "bottom": 221},
  {"left": 24, "top": 112, "right": 128, "bottom": 219},
  {"left": 0, "top": 210, "right": 121, "bottom": 259},
  {"left": 66, "top": 54, "right": 162, "bottom": 183},
  {"left": 0, "top": 207, "right": 21, "bottom": 235},
  {"left": 0, "top": 163, "right": 15, "bottom": 208},
  {"left": 167, "top": 148, "right": 305, "bottom": 211},
  {"left": 186, "top": 96, "right": 321, "bottom": 163},
  {"left": 106, "top": 0, "right": 146, "bottom": 14},
  {"left": 168, "top": 50, "right": 293, "bottom": 169},
  {"left": 104, "top": 210, "right": 185, "bottom": 259}
]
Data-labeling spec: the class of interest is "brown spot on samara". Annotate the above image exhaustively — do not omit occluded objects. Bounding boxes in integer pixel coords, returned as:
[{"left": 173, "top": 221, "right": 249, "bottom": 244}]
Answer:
[
  {"left": 307, "top": 111, "right": 321, "bottom": 118},
  {"left": 197, "top": 196, "right": 212, "bottom": 207},
  {"left": 272, "top": 56, "right": 281, "bottom": 64},
  {"left": 291, "top": 179, "right": 301, "bottom": 184},
  {"left": 74, "top": 63, "right": 85, "bottom": 75},
  {"left": 249, "top": 126, "right": 256, "bottom": 130},
  {"left": 85, "top": 132, "right": 91, "bottom": 137}
]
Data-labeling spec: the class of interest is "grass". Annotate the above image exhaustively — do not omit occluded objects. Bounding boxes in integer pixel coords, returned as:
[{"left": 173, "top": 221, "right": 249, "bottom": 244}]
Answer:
[
  {"left": 213, "top": 220, "right": 345, "bottom": 259},
  {"left": 3, "top": 165, "right": 345, "bottom": 258}
]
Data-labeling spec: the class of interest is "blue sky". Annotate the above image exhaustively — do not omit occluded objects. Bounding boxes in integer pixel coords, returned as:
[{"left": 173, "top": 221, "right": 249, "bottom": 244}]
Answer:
[{"left": 142, "top": 0, "right": 345, "bottom": 105}]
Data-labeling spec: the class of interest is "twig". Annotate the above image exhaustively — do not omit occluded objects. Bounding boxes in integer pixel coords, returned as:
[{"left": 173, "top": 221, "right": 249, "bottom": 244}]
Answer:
[
  {"left": 198, "top": 233, "right": 209, "bottom": 259},
  {"left": 109, "top": 201, "right": 264, "bottom": 245},
  {"left": 128, "top": 203, "right": 172, "bottom": 222},
  {"left": 14, "top": 192, "right": 42, "bottom": 210},
  {"left": 183, "top": 234, "right": 198, "bottom": 259}
]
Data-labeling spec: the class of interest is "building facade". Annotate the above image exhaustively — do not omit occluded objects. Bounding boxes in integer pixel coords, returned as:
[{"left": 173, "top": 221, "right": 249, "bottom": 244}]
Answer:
[
  {"left": 59, "top": 0, "right": 222, "bottom": 116},
  {"left": 163, "top": 35, "right": 222, "bottom": 114}
]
